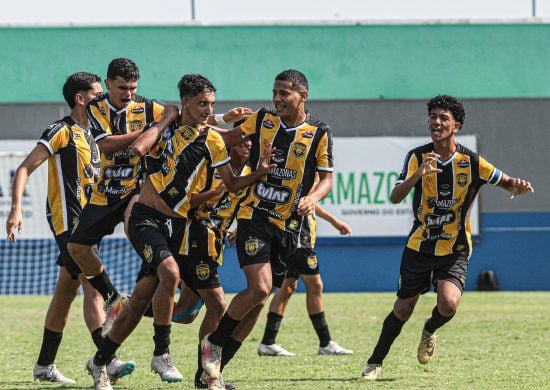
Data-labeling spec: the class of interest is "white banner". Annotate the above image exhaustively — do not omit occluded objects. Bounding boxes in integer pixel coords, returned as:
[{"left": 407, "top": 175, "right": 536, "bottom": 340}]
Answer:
[{"left": 317, "top": 136, "right": 479, "bottom": 238}]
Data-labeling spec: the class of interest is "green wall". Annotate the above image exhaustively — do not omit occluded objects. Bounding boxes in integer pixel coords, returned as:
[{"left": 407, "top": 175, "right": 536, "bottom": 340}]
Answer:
[{"left": 1, "top": 23, "right": 549, "bottom": 103}]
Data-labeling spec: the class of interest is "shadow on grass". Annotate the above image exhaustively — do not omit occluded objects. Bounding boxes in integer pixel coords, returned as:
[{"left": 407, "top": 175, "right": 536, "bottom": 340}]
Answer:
[{"left": 254, "top": 377, "right": 397, "bottom": 383}]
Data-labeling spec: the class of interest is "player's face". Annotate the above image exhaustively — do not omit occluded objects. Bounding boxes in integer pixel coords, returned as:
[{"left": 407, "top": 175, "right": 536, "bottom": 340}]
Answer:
[
  {"left": 105, "top": 76, "right": 138, "bottom": 109},
  {"left": 232, "top": 138, "right": 252, "bottom": 160},
  {"left": 272, "top": 80, "right": 307, "bottom": 122},
  {"left": 428, "top": 108, "right": 460, "bottom": 143},
  {"left": 182, "top": 91, "right": 215, "bottom": 127},
  {"left": 76, "top": 82, "right": 103, "bottom": 107}
]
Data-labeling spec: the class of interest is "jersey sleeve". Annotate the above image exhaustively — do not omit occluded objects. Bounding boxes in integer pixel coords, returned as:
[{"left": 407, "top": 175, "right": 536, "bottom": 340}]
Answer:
[
  {"left": 478, "top": 156, "right": 503, "bottom": 186},
  {"left": 395, "top": 150, "right": 419, "bottom": 186},
  {"left": 87, "top": 100, "right": 112, "bottom": 142},
  {"left": 315, "top": 128, "right": 334, "bottom": 172},
  {"left": 239, "top": 109, "right": 262, "bottom": 136},
  {"left": 207, "top": 131, "right": 231, "bottom": 168},
  {"left": 38, "top": 122, "right": 70, "bottom": 155}
]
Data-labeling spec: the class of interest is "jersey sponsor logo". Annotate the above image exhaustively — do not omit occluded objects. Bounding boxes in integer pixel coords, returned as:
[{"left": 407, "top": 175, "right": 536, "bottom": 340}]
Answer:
[
  {"left": 245, "top": 237, "right": 265, "bottom": 256},
  {"left": 112, "top": 148, "right": 136, "bottom": 158},
  {"left": 427, "top": 197, "right": 459, "bottom": 209},
  {"left": 97, "top": 184, "right": 132, "bottom": 196},
  {"left": 307, "top": 255, "right": 318, "bottom": 269},
  {"left": 131, "top": 106, "right": 144, "bottom": 114},
  {"left": 268, "top": 167, "right": 297, "bottom": 180},
  {"left": 214, "top": 171, "right": 222, "bottom": 179},
  {"left": 292, "top": 142, "right": 307, "bottom": 158},
  {"left": 196, "top": 264, "right": 210, "bottom": 280},
  {"left": 103, "top": 165, "right": 134, "bottom": 180},
  {"left": 130, "top": 120, "right": 143, "bottom": 132},
  {"left": 456, "top": 173, "right": 468, "bottom": 187},
  {"left": 272, "top": 149, "right": 287, "bottom": 164},
  {"left": 457, "top": 159, "right": 470, "bottom": 168},
  {"left": 425, "top": 211, "right": 455, "bottom": 228},
  {"left": 143, "top": 244, "right": 153, "bottom": 263},
  {"left": 262, "top": 119, "right": 274, "bottom": 129},
  {"left": 302, "top": 131, "right": 314, "bottom": 138},
  {"left": 254, "top": 182, "right": 292, "bottom": 203},
  {"left": 439, "top": 184, "right": 451, "bottom": 196}
]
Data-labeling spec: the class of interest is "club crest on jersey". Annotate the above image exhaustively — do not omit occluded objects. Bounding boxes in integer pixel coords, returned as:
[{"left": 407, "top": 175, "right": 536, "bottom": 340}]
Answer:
[
  {"left": 307, "top": 255, "right": 318, "bottom": 269},
  {"left": 292, "top": 142, "right": 307, "bottom": 158},
  {"left": 168, "top": 187, "right": 180, "bottom": 198},
  {"left": 131, "top": 106, "right": 144, "bottom": 114},
  {"left": 456, "top": 244, "right": 466, "bottom": 251},
  {"left": 288, "top": 219, "right": 299, "bottom": 230},
  {"left": 262, "top": 119, "right": 274, "bottom": 129},
  {"left": 143, "top": 245, "right": 153, "bottom": 263},
  {"left": 456, "top": 173, "right": 468, "bottom": 187},
  {"left": 245, "top": 237, "right": 265, "bottom": 256},
  {"left": 457, "top": 159, "right": 470, "bottom": 168},
  {"left": 181, "top": 126, "right": 195, "bottom": 141},
  {"left": 130, "top": 120, "right": 143, "bottom": 132},
  {"left": 196, "top": 264, "right": 210, "bottom": 280}
]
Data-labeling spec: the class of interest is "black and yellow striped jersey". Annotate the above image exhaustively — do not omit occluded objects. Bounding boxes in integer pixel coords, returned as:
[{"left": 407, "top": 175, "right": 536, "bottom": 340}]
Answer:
[
  {"left": 397, "top": 142, "right": 502, "bottom": 256},
  {"left": 146, "top": 124, "right": 230, "bottom": 218},
  {"left": 237, "top": 108, "right": 333, "bottom": 233},
  {"left": 86, "top": 94, "right": 165, "bottom": 205},
  {"left": 39, "top": 116, "right": 100, "bottom": 236},
  {"left": 298, "top": 214, "right": 317, "bottom": 250}
]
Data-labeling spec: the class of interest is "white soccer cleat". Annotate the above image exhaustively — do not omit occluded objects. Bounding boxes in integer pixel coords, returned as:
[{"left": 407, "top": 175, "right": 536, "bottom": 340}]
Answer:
[
  {"left": 86, "top": 357, "right": 113, "bottom": 390},
  {"left": 106, "top": 356, "right": 136, "bottom": 384},
  {"left": 318, "top": 341, "right": 353, "bottom": 355},
  {"left": 201, "top": 334, "right": 223, "bottom": 379},
  {"left": 361, "top": 363, "right": 382, "bottom": 380},
  {"left": 33, "top": 363, "right": 75, "bottom": 384},
  {"left": 151, "top": 353, "right": 183, "bottom": 382},
  {"left": 102, "top": 292, "right": 130, "bottom": 337},
  {"left": 417, "top": 326, "right": 437, "bottom": 364},
  {"left": 257, "top": 343, "right": 296, "bottom": 357}
]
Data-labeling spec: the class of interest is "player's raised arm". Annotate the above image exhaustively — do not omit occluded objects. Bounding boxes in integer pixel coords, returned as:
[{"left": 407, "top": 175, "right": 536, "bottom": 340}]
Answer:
[
  {"left": 390, "top": 152, "right": 442, "bottom": 204},
  {"left": 498, "top": 173, "right": 534, "bottom": 199},
  {"left": 207, "top": 107, "right": 253, "bottom": 127},
  {"left": 132, "top": 103, "right": 179, "bottom": 157}
]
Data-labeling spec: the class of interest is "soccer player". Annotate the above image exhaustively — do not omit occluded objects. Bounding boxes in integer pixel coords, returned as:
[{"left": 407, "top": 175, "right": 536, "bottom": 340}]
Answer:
[
  {"left": 5, "top": 72, "right": 134, "bottom": 384},
  {"left": 361, "top": 95, "right": 534, "bottom": 380},
  {"left": 200, "top": 69, "right": 334, "bottom": 382},
  {"left": 258, "top": 203, "right": 353, "bottom": 356},
  {"left": 85, "top": 73, "right": 273, "bottom": 390},
  {"left": 67, "top": 58, "right": 177, "bottom": 338}
]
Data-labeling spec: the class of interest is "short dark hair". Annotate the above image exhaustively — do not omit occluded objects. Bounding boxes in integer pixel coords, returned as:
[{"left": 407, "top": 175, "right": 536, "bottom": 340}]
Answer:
[
  {"left": 427, "top": 95, "right": 466, "bottom": 125},
  {"left": 275, "top": 69, "right": 308, "bottom": 91},
  {"left": 107, "top": 58, "right": 140, "bottom": 81},
  {"left": 62, "top": 72, "right": 102, "bottom": 109},
  {"left": 177, "top": 74, "right": 216, "bottom": 99}
]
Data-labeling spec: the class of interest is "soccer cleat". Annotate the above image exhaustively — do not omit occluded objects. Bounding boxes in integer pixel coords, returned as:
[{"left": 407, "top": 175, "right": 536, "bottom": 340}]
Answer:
[
  {"left": 102, "top": 292, "right": 130, "bottom": 337},
  {"left": 33, "top": 363, "right": 76, "bottom": 384},
  {"left": 318, "top": 341, "right": 353, "bottom": 355},
  {"left": 106, "top": 356, "right": 136, "bottom": 384},
  {"left": 201, "top": 334, "right": 223, "bottom": 379},
  {"left": 86, "top": 357, "right": 113, "bottom": 390},
  {"left": 196, "top": 372, "right": 236, "bottom": 389},
  {"left": 257, "top": 343, "right": 296, "bottom": 357},
  {"left": 151, "top": 353, "right": 183, "bottom": 382},
  {"left": 361, "top": 363, "right": 382, "bottom": 380},
  {"left": 417, "top": 323, "right": 437, "bottom": 364}
]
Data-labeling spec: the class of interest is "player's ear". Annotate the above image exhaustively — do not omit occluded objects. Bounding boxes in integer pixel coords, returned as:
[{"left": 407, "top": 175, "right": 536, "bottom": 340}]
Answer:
[
  {"left": 300, "top": 89, "right": 308, "bottom": 102},
  {"left": 74, "top": 92, "right": 85, "bottom": 107}
]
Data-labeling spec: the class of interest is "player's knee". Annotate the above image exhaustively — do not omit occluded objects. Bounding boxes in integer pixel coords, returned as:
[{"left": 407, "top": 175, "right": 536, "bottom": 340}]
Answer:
[
  {"left": 157, "top": 259, "right": 179, "bottom": 288},
  {"left": 247, "top": 283, "right": 271, "bottom": 302},
  {"left": 439, "top": 297, "right": 459, "bottom": 316}
]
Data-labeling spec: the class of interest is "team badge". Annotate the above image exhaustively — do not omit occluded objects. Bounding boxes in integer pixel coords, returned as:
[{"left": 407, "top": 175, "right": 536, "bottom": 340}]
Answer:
[
  {"left": 456, "top": 173, "right": 468, "bottom": 187},
  {"left": 456, "top": 244, "right": 466, "bottom": 251},
  {"left": 196, "top": 264, "right": 210, "bottom": 280},
  {"left": 292, "top": 142, "right": 307, "bottom": 158},
  {"left": 288, "top": 219, "right": 299, "bottom": 230},
  {"left": 262, "top": 119, "right": 274, "bottom": 129},
  {"left": 457, "top": 159, "right": 470, "bottom": 168},
  {"left": 168, "top": 187, "right": 180, "bottom": 198},
  {"left": 143, "top": 245, "right": 153, "bottom": 263},
  {"left": 245, "top": 237, "right": 265, "bottom": 256},
  {"left": 131, "top": 106, "right": 144, "bottom": 114},
  {"left": 130, "top": 120, "right": 143, "bottom": 132},
  {"left": 307, "top": 255, "right": 318, "bottom": 269},
  {"left": 181, "top": 126, "right": 195, "bottom": 141}
]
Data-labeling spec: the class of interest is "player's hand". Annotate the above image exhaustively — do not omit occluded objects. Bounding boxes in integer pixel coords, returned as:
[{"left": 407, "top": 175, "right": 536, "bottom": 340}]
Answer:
[
  {"left": 333, "top": 220, "right": 352, "bottom": 236},
  {"left": 416, "top": 152, "right": 442, "bottom": 178},
  {"left": 222, "top": 107, "right": 254, "bottom": 124},
  {"left": 510, "top": 177, "right": 534, "bottom": 199},
  {"left": 226, "top": 228, "right": 237, "bottom": 246},
  {"left": 215, "top": 183, "right": 227, "bottom": 195},
  {"left": 6, "top": 209, "right": 23, "bottom": 243},
  {"left": 297, "top": 196, "right": 316, "bottom": 216},
  {"left": 257, "top": 140, "right": 276, "bottom": 174}
]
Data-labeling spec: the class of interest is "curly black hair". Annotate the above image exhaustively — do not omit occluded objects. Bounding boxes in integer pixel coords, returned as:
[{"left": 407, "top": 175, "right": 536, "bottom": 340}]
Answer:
[
  {"left": 62, "top": 72, "right": 101, "bottom": 109},
  {"left": 275, "top": 69, "right": 308, "bottom": 91},
  {"left": 427, "top": 95, "right": 465, "bottom": 125},
  {"left": 107, "top": 58, "right": 140, "bottom": 81},
  {"left": 177, "top": 74, "right": 216, "bottom": 99}
]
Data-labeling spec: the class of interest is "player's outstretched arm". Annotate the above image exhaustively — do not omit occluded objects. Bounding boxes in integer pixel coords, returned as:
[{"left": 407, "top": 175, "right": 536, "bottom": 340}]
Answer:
[
  {"left": 498, "top": 174, "right": 534, "bottom": 199},
  {"left": 315, "top": 204, "right": 352, "bottom": 236},
  {"left": 390, "top": 152, "right": 442, "bottom": 204},
  {"left": 207, "top": 107, "right": 253, "bottom": 127},
  {"left": 6, "top": 144, "right": 50, "bottom": 242},
  {"left": 132, "top": 104, "right": 179, "bottom": 157}
]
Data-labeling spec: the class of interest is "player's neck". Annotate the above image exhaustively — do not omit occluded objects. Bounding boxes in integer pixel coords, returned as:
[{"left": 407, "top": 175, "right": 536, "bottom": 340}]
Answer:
[
  {"left": 70, "top": 109, "right": 89, "bottom": 129},
  {"left": 281, "top": 110, "right": 307, "bottom": 128},
  {"left": 433, "top": 138, "right": 457, "bottom": 161},
  {"left": 230, "top": 155, "right": 246, "bottom": 173}
]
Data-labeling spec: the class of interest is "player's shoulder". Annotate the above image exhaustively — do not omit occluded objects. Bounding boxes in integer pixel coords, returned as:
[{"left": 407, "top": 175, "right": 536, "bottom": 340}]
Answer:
[
  {"left": 89, "top": 93, "right": 108, "bottom": 107},
  {"left": 455, "top": 143, "right": 479, "bottom": 159},
  {"left": 305, "top": 113, "right": 331, "bottom": 133},
  {"left": 41, "top": 116, "right": 72, "bottom": 138},
  {"left": 412, "top": 142, "right": 433, "bottom": 154}
]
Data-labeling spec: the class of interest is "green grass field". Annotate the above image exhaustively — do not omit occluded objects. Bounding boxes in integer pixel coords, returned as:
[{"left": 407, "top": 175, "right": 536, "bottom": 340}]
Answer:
[{"left": 1, "top": 292, "right": 549, "bottom": 389}]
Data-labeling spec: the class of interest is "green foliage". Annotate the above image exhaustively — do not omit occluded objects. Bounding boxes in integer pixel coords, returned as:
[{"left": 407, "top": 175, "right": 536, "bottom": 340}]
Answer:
[{"left": 1, "top": 292, "right": 549, "bottom": 389}]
